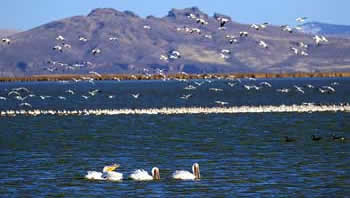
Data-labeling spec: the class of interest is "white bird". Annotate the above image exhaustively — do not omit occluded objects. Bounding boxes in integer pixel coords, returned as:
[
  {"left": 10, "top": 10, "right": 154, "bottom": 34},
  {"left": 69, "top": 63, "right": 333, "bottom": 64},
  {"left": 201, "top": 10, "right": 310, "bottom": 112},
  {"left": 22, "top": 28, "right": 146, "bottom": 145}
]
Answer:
[
  {"left": 172, "top": 163, "right": 200, "bottom": 180},
  {"left": 39, "top": 95, "right": 51, "bottom": 100},
  {"left": 89, "top": 71, "right": 102, "bottom": 78},
  {"left": 322, "top": 86, "right": 336, "bottom": 92},
  {"left": 276, "top": 88, "right": 290, "bottom": 93},
  {"left": 239, "top": 31, "right": 248, "bottom": 37},
  {"left": 15, "top": 96, "right": 27, "bottom": 101},
  {"left": 259, "top": 82, "right": 272, "bottom": 87},
  {"left": 58, "top": 96, "right": 66, "bottom": 100},
  {"left": 290, "top": 47, "right": 299, "bottom": 55},
  {"left": 184, "top": 85, "right": 196, "bottom": 90},
  {"left": 65, "top": 89, "right": 75, "bottom": 95},
  {"left": 281, "top": 25, "right": 293, "bottom": 33},
  {"left": 109, "top": 37, "right": 118, "bottom": 41},
  {"left": 209, "top": 88, "right": 223, "bottom": 92},
  {"left": 296, "top": 17, "right": 307, "bottom": 23},
  {"left": 250, "top": 24, "right": 260, "bottom": 30},
  {"left": 19, "top": 102, "right": 32, "bottom": 108},
  {"left": 160, "top": 55, "right": 169, "bottom": 61},
  {"left": 8, "top": 91, "right": 20, "bottom": 96},
  {"left": 85, "top": 164, "right": 123, "bottom": 181},
  {"left": 258, "top": 40, "right": 268, "bottom": 48},
  {"left": 294, "top": 85, "right": 305, "bottom": 94},
  {"left": 215, "top": 101, "right": 229, "bottom": 105},
  {"left": 82, "top": 95, "right": 89, "bottom": 100},
  {"left": 53, "top": 45, "right": 63, "bottom": 52},
  {"left": 180, "top": 94, "right": 192, "bottom": 100},
  {"left": 0, "top": 96, "right": 7, "bottom": 100},
  {"left": 130, "top": 167, "right": 160, "bottom": 181},
  {"left": 217, "top": 17, "right": 229, "bottom": 27},
  {"left": 88, "top": 89, "right": 100, "bottom": 96},
  {"left": 56, "top": 35, "right": 65, "bottom": 41},
  {"left": 300, "top": 51, "right": 309, "bottom": 56},
  {"left": 143, "top": 25, "right": 151, "bottom": 29},
  {"left": 92, "top": 48, "right": 101, "bottom": 55},
  {"left": 63, "top": 43, "right": 71, "bottom": 49},
  {"left": 132, "top": 93, "right": 140, "bottom": 99},
  {"left": 79, "top": 36, "right": 88, "bottom": 42},
  {"left": 227, "top": 82, "right": 237, "bottom": 87},
  {"left": 2, "top": 38, "right": 11, "bottom": 45}
]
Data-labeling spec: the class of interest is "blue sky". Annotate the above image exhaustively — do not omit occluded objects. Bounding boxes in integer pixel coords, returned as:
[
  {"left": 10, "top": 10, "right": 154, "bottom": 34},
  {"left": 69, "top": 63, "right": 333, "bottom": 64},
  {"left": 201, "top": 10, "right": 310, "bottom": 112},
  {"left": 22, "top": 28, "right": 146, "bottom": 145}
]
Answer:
[{"left": 1, "top": 0, "right": 349, "bottom": 30}]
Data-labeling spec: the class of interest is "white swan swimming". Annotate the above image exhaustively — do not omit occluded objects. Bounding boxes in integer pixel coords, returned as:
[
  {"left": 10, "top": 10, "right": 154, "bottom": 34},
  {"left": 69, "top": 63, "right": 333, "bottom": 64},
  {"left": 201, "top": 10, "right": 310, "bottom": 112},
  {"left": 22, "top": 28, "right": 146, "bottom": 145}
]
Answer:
[
  {"left": 85, "top": 164, "right": 123, "bottom": 181},
  {"left": 129, "top": 167, "right": 160, "bottom": 181},
  {"left": 172, "top": 163, "right": 200, "bottom": 180}
]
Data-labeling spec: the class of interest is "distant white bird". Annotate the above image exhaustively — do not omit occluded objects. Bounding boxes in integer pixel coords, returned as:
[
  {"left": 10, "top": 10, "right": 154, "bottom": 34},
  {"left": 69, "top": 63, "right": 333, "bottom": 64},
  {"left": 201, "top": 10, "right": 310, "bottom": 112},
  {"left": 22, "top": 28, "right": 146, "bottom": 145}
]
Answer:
[
  {"left": 215, "top": 101, "right": 229, "bottom": 105},
  {"left": 258, "top": 40, "right": 268, "bottom": 49},
  {"left": 92, "top": 48, "right": 101, "bottom": 55},
  {"left": 130, "top": 167, "right": 160, "bottom": 181},
  {"left": 8, "top": 90, "right": 20, "bottom": 96},
  {"left": 322, "top": 86, "right": 336, "bottom": 92},
  {"left": 82, "top": 95, "right": 89, "bottom": 100},
  {"left": 209, "top": 88, "right": 223, "bottom": 92},
  {"left": 39, "top": 95, "right": 51, "bottom": 100},
  {"left": 298, "top": 42, "right": 308, "bottom": 49},
  {"left": 184, "top": 85, "right": 196, "bottom": 90},
  {"left": 65, "top": 89, "right": 75, "bottom": 95},
  {"left": 58, "top": 96, "right": 66, "bottom": 100},
  {"left": 221, "top": 49, "right": 231, "bottom": 54},
  {"left": 132, "top": 93, "right": 140, "bottom": 99},
  {"left": 227, "top": 82, "right": 237, "bottom": 87},
  {"left": 294, "top": 85, "right": 305, "bottom": 94},
  {"left": 180, "top": 94, "right": 192, "bottom": 100},
  {"left": 19, "top": 102, "right": 32, "bottom": 108},
  {"left": 276, "top": 88, "right": 290, "bottom": 93},
  {"left": 143, "top": 25, "right": 151, "bottom": 29},
  {"left": 15, "top": 96, "right": 27, "bottom": 101},
  {"left": 281, "top": 25, "right": 293, "bottom": 33},
  {"left": 108, "top": 95, "right": 115, "bottom": 99},
  {"left": 296, "top": 17, "right": 307, "bottom": 23},
  {"left": 300, "top": 51, "right": 309, "bottom": 56},
  {"left": 53, "top": 45, "right": 63, "bottom": 52},
  {"left": 89, "top": 71, "right": 102, "bottom": 78},
  {"left": 63, "top": 43, "right": 71, "bottom": 49},
  {"left": 109, "top": 37, "right": 118, "bottom": 41},
  {"left": 160, "top": 55, "right": 169, "bottom": 61},
  {"left": 290, "top": 47, "right": 299, "bottom": 55},
  {"left": 88, "top": 89, "right": 100, "bottom": 96},
  {"left": 259, "top": 82, "right": 272, "bottom": 87},
  {"left": 172, "top": 163, "right": 200, "bottom": 180},
  {"left": 2, "top": 38, "right": 11, "bottom": 45},
  {"left": 196, "top": 18, "right": 208, "bottom": 25},
  {"left": 239, "top": 31, "right": 249, "bottom": 37},
  {"left": 217, "top": 17, "right": 229, "bottom": 27},
  {"left": 79, "top": 36, "right": 88, "bottom": 42},
  {"left": 56, "top": 35, "right": 65, "bottom": 41},
  {"left": 0, "top": 96, "right": 7, "bottom": 100},
  {"left": 250, "top": 24, "right": 260, "bottom": 30}
]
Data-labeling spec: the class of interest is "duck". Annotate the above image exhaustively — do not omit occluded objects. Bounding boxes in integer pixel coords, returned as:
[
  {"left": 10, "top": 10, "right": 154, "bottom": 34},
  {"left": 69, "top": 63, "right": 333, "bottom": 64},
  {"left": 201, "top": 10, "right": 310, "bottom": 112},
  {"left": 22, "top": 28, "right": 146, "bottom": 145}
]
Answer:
[
  {"left": 332, "top": 135, "right": 345, "bottom": 141},
  {"left": 284, "top": 136, "right": 296, "bottom": 142},
  {"left": 130, "top": 167, "right": 160, "bottom": 181},
  {"left": 85, "top": 164, "right": 123, "bottom": 181},
  {"left": 312, "top": 135, "right": 322, "bottom": 141},
  {"left": 172, "top": 163, "right": 200, "bottom": 180}
]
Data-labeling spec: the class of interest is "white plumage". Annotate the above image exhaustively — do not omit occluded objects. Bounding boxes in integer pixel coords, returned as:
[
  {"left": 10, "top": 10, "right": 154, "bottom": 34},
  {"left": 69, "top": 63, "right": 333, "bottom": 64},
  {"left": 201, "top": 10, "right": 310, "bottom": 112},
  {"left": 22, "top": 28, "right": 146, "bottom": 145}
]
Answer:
[
  {"left": 85, "top": 164, "right": 123, "bottom": 181},
  {"left": 172, "top": 163, "right": 200, "bottom": 180},
  {"left": 129, "top": 167, "right": 160, "bottom": 181}
]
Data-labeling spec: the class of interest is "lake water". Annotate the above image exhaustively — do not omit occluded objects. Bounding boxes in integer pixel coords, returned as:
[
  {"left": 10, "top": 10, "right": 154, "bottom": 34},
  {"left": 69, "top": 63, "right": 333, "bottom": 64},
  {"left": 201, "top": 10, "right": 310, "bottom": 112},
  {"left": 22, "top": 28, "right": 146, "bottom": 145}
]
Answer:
[{"left": 0, "top": 78, "right": 349, "bottom": 197}]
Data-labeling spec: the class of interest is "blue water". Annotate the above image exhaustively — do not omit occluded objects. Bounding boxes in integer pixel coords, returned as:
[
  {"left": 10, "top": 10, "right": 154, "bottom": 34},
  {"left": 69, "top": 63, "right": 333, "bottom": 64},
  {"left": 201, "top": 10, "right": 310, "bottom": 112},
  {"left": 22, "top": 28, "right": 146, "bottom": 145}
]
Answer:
[{"left": 0, "top": 78, "right": 349, "bottom": 197}]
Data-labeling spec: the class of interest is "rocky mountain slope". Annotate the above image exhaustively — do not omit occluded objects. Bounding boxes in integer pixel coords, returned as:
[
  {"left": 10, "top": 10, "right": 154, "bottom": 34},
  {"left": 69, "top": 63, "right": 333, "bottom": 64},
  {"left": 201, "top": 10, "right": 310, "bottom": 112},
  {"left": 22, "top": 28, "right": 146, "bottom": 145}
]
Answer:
[
  {"left": 300, "top": 22, "right": 350, "bottom": 38},
  {"left": 1, "top": 7, "right": 350, "bottom": 77}
]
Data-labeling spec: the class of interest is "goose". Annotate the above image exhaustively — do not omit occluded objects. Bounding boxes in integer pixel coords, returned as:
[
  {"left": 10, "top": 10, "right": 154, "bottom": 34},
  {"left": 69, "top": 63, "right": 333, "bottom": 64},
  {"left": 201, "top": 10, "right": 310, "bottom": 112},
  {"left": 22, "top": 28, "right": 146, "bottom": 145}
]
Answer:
[
  {"left": 92, "top": 48, "right": 101, "bottom": 55},
  {"left": 173, "top": 163, "right": 200, "bottom": 180},
  {"left": 196, "top": 18, "right": 208, "bottom": 25},
  {"left": 53, "top": 45, "right": 63, "bottom": 52},
  {"left": 0, "top": 96, "right": 6, "bottom": 100},
  {"left": 300, "top": 51, "right": 309, "bottom": 56},
  {"left": 109, "top": 37, "right": 118, "bottom": 41},
  {"left": 143, "top": 25, "right": 151, "bottom": 29},
  {"left": 85, "top": 164, "right": 123, "bottom": 181},
  {"left": 250, "top": 24, "right": 260, "bottom": 30},
  {"left": 290, "top": 47, "right": 299, "bottom": 55},
  {"left": 217, "top": 17, "right": 229, "bottom": 27},
  {"left": 296, "top": 17, "right": 307, "bottom": 23},
  {"left": 2, "top": 38, "right": 11, "bottom": 44},
  {"left": 79, "top": 36, "right": 88, "bottom": 42},
  {"left": 56, "top": 35, "right": 65, "bottom": 41},
  {"left": 239, "top": 31, "right": 248, "bottom": 37},
  {"left": 130, "top": 167, "right": 160, "bottom": 181},
  {"left": 258, "top": 40, "right": 268, "bottom": 49}
]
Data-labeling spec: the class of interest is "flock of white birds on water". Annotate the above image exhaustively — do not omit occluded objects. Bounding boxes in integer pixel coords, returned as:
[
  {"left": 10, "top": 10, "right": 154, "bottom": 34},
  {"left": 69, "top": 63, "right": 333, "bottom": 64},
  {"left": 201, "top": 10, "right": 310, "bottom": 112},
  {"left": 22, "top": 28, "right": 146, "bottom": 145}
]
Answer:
[
  {"left": 85, "top": 163, "right": 200, "bottom": 181},
  {"left": 0, "top": 75, "right": 348, "bottom": 117},
  {"left": 0, "top": 13, "right": 329, "bottom": 72}
]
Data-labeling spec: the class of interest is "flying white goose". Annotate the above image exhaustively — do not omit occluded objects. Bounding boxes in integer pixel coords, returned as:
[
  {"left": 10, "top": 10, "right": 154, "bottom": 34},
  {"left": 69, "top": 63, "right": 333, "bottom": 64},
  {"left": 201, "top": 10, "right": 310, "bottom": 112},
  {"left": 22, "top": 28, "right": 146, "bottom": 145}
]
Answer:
[
  {"left": 130, "top": 167, "right": 160, "bottom": 181},
  {"left": 85, "top": 164, "right": 123, "bottom": 181},
  {"left": 172, "top": 163, "right": 200, "bottom": 180},
  {"left": 2, "top": 38, "right": 11, "bottom": 44}
]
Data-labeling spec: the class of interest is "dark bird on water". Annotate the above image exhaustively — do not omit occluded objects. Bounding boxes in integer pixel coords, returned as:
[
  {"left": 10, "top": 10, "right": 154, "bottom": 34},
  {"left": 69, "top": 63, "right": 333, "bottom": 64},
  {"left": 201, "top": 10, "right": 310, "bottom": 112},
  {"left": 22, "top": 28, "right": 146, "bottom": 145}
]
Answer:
[
  {"left": 332, "top": 135, "right": 345, "bottom": 141},
  {"left": 284, "top": 136, "right": 296, "bottom": 142},
  {"left": 312, "top": 135, "right": 322, "bottom": 141}
]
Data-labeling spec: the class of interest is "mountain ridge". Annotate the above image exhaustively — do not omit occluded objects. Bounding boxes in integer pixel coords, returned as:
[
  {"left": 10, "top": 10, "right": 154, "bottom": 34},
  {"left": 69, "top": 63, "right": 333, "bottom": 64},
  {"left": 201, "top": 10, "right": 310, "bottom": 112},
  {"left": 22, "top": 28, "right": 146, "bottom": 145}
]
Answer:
[{"left": 0, "top": 7, "right": 350, "bottom": 77}]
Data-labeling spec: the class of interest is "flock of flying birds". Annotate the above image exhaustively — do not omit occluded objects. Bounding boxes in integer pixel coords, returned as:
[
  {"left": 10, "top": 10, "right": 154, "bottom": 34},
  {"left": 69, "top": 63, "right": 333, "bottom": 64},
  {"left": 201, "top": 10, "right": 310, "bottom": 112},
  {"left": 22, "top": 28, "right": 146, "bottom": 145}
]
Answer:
[
  {"left": 0, "top": 75, "right": 341, "bottom": 109},
  {"left": 0, "top": 13, "right": 329, "bottom": 73}
]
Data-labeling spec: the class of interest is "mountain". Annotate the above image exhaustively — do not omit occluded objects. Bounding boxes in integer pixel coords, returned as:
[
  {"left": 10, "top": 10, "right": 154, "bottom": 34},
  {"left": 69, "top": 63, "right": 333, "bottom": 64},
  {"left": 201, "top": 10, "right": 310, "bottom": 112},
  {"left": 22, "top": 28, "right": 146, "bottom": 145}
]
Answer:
[
  {"left": 0, "top": 29, "right": 19, "bottom": 37},
  {"left": 300, "top": 22, "right": 350, "bottom": 38},
  {"left": 1, "top": 7, "right": 350, "bottom": 77}
]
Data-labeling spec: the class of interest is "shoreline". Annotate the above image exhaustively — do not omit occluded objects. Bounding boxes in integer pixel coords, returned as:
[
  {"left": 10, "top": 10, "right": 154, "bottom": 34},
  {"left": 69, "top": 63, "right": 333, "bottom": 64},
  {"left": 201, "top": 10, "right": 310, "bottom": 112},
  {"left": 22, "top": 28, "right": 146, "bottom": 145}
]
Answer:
[{"left": 1, "top": 72, "right": 350, "bottom": 82}]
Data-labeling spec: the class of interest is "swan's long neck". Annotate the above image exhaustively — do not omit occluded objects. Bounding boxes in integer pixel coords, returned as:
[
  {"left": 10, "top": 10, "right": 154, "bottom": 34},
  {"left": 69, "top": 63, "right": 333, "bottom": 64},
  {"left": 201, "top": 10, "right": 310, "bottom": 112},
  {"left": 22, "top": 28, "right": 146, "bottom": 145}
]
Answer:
[
  {"left": 152, "top": 167, "right": 160, "bottom": 180},
  {"left": 192, "top": 163, "right": 200, "bottom": 179}
]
